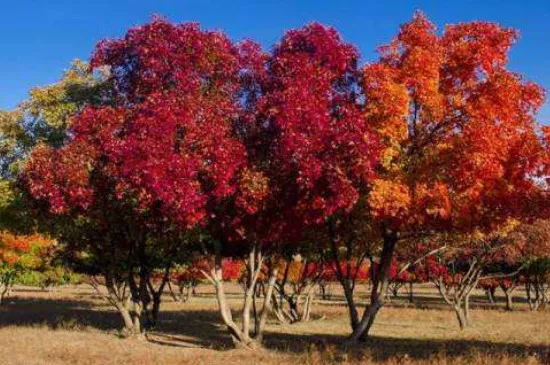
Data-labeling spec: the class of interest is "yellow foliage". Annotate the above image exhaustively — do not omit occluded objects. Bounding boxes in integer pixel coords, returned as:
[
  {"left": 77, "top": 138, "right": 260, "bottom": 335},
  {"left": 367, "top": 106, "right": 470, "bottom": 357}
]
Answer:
[
  {"left": 368, "top": 179, "right": 411, "bottom": 219},
  {"left": 24, "top": 59, "right": 104, "bottom": 130}
]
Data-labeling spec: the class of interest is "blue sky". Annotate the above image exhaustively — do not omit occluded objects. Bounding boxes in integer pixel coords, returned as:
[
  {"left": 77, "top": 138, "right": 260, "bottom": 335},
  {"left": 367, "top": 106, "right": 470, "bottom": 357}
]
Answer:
[{"left": 1, "top": 0, "right": 549, "bottom": 121}]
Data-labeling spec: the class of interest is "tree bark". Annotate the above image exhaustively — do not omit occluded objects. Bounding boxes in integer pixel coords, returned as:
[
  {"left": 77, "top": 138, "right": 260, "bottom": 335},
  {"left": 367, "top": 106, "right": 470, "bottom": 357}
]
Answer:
[
  {"left": 254, "top": 268, "right": 278, "bottom": 342},
  {"left": 101, "top": 274, "right": 142, "bottom": 336},
  {"left": 327, "top": 220, "right": 360, "bottom": 330},
  {"left": 205, "top": 245, "right": 270, "bottom": 349},
  {"left": 454, "top": 305, "right": 468, "bottom": 330},
  {"left": 0, "top": 281, "right": 7, "bottom": 306},
  {"left": 464, "top": 292, "right": 471, "bottom": 325},
  {"left": 270, "top": 290, "right": 289, "bottom": 324},
  {"left": 485, "top": 288, "right": 495, "bottom": 304},
  {"left": 501, "top": 285, "right": 516, "bottom": 311},
  {"left": 347, "top": 229, "right": 398, "bottom": 343},
  {"left": 146, "top": 264, "right": 171, "bottom": 328}
]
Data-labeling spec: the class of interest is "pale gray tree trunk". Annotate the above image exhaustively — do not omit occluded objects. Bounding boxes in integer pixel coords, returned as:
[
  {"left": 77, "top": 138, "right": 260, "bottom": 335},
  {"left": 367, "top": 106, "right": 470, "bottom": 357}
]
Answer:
[{"left": 204, "top": 244, "right": 278, "bottom": 349}]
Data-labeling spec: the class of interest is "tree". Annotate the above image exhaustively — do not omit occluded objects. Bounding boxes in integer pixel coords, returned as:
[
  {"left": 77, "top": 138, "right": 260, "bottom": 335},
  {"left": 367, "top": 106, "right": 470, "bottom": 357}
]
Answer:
[
  {"left": 426, "top": 231, "right": 525, "bottom": 329},
  {"left": 270, "top": 254, "right": 326, "bottom": 324},
  {"left": 506, "top": 220, "right": 550, "bottom": 310},
  {"left": 168, "top": 257, "right": 211, "bottom": 303},
  {"left": 0, "top": 60, "right": 107, "bottom": 234},
  {"left": 23, "top": 140, "right": 148, "bottom": 335},
  {"left": 524, "top": 259, "right": 550, "bottom": 310},
  {"left": 0, "top": 232, "right": 55, "bottom": 304},
  {"left": 21, "top": 58, "right": 183, "bottom": 335},
  {"left": 85, "top": 18, "right": 280, "bottom": 347},
  {"left": 246, "top": 22, "right": 381, "bottom": 338},
  {"left": 421, "top": 218, "right": 549, "bottom": 328},
  {"left": 345, "top": 12, "right": 549, "bottom": 341}
]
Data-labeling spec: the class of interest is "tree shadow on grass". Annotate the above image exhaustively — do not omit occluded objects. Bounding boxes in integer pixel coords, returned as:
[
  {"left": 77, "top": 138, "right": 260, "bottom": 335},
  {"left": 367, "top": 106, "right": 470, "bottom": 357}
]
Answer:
[
  {"left": 317, "top": 293, "right": 532, "bottom": 313},
  {"left": 263, "top": 332, "right": 550, "bottom": 362},
  {"left": 1, "top": 294, "right": 548, "bottom": 362},
  {"left": 0, "top": 295, "right": 232, "bottom": 348},
  {"left": 0, "top": 296, "right": 121, "bottom": 331}
]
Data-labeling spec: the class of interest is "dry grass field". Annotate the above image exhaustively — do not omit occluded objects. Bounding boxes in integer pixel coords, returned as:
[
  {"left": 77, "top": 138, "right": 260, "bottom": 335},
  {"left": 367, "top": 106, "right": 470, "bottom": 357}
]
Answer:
[{"left": 0, "top": 284, "right": 548, "bottom": 365}]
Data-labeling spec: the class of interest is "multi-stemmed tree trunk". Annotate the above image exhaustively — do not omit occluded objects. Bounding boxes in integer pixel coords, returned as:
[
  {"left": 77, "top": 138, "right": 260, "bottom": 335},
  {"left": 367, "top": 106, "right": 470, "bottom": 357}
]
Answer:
[
  {"left": 203, "top": 244, "right": 278, "bottom": 349},
  {"left": 271, "top": 258, "right": 322, "bottom": 324},
  {"left": 90, "top": 259, "right": 171, "bottom": 338},
  {"left": 273, "top": 280, "right": 318, "bottom": 324},
  {"left": 323, "top": 218, "right": 398, "bottom": 342},
  {"left": 333, "top": 225, "right": 448, "bottom": 341},
  {"left": 432, "top": 253, "right": 525, "bottom": 329},
  {"left": 126, "top": 263, "right": 171, "bottom": 332},
  {"left": 526, "top": 278, "right": 549, "bottom": 311},
  {"left": 432, "top": 264, "right": 481, "bottom": 330},
  {"left": 90, "top": 273, "right": 143, "bottom": 337},
  {"left": 145, "top": 266, "right": 171, "bottom": 328},
  {"left": 323, "top": 219, "right": 373, "bottom": 335},
  {"left": 168, "top": 280, "right": 195, "bottom": 304}
]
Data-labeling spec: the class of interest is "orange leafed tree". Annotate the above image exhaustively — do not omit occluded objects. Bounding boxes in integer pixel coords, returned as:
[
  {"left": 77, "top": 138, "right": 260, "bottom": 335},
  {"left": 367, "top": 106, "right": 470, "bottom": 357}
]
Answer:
[
  {"left": 346, "top": 12, "right": 549, "bottom": 341},
  {"left": 0, "top": 232, "right": 55, "bottom": 304}
]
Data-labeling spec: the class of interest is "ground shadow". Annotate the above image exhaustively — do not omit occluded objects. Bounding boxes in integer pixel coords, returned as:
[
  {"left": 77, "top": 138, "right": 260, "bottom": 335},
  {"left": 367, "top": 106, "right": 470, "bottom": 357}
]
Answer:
[
  {"left": 0, "top": 294, "right": 233, "bottom": 348},
  {"left": 0, "top": 296, "right": 121, "bottom": 331},
  {"left": 1, "top": 291, "right": 548, "bottom": 362},
  {"left": 262, "top": 332, "right": 550, "bottom": 362}
]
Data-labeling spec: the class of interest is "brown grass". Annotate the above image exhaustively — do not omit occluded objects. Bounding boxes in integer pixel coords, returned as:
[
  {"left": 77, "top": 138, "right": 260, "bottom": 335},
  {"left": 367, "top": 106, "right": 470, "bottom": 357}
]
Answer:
[{"left": 0, "top": 284, "right": 548, "bottom": 364}]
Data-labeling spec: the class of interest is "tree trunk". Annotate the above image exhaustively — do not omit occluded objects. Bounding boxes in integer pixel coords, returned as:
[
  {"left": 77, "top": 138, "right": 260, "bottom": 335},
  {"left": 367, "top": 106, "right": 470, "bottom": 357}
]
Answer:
[
  {"left": 253, "top": 268, "right": 278, "bottom": 342},
  {"left": 210, "top": 255, "right": 250, "bottom": 346},
  {"left": 505, "top": 290, "right": 513, "bottom": 311},
  {"left": 103, "top": 274, "right": 142, "bottom": 336},
  {"left": 270, "top": 291, "right": 289, "bottom": 324},
  {"left": 149, "top": 292, "right": 162, "bottom": 327},
  {"left": 127, "top": 274, "right": 146, "bottom": 335},
  {"left": 485, "top": 288, "right": 495, "bottom": 304},
  {"left": 302, "top": 291, "right": 314, "bottom": 322},
  {"left": 168, "top": 281, "right": 186, "bottom": 303},
  {"left": 464, "top": 293, "right": 471, "bottom": 326},
  {"left": 319, "top": 282, "right": 327, "bottom": 300},
  {"left": 348, "top": 230, "right": 398, "bottom": 343},
  {"left": 454, "top": 304, "right": 468, "bottom": 330},
  {"left": 6, "top": 281, "right": 13, "bottom": 297},
  {"left": 342, "top": 280, "right": 359, "bottom": 330},
  {"left": 501, "top": 285, "right": 515, "bottom": 311},
  {"left": 0, "top": 281, "right": 7, "bottom": 306},
  {"left": 327, "top": 221, "right": 360, "bottom": 331},
  {"left": 206, "top": 245, "right": 272, "bottom": 349},
  {"left": 146, "top": 265, "right": 170, "bottom": 328},
  {"left": 115, "top": 299, "right": 137, "bottom": 335}
]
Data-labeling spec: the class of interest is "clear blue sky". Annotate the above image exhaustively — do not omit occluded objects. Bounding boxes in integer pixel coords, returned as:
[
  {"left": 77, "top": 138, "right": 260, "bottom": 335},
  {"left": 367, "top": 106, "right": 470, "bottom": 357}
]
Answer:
[{"left": 1, "top": 0, "right": 549, "bottom": 121}]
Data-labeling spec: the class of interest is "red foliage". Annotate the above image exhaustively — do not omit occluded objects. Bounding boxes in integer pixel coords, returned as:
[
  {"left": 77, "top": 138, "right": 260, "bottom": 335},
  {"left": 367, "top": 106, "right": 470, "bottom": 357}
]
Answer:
[
  {"left": 221, "top": 258, "right": 244, "bottom": 281},
  {"left": 89, "top": 19, "right": 250, "bottom": 228},
  {"left": 327, "top": 259, "right": 370, "bottom": 282},
  {"left": 171, "top": 259, "right": 211, "bottom": 284},
  {"left": 25, "top": 19, "right": 254, "bottom": 234},
  {"left": 252, "top": 23, "right": 381, "bottom": 229}
]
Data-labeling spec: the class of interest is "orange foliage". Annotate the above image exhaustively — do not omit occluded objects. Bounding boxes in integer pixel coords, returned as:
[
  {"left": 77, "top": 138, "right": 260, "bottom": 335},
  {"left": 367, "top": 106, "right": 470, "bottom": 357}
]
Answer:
[
  {"left": 0, "top": 232, "right": 55, "bottom": 270},
  {"left": 364, "top": 11, "right": 547, "bottom": 234}
]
